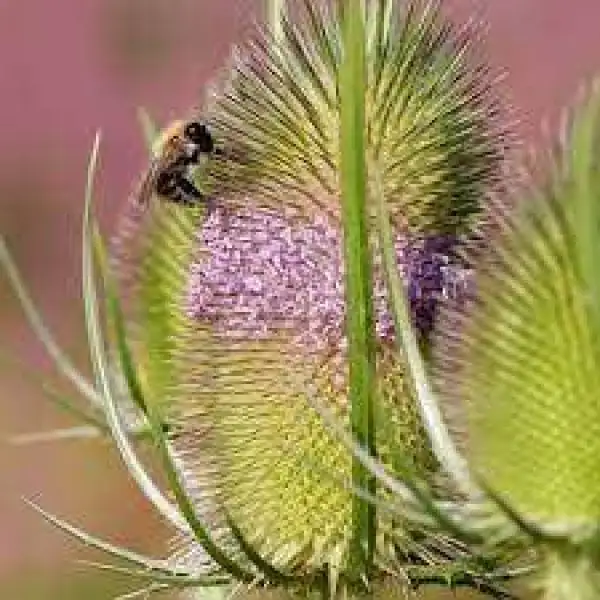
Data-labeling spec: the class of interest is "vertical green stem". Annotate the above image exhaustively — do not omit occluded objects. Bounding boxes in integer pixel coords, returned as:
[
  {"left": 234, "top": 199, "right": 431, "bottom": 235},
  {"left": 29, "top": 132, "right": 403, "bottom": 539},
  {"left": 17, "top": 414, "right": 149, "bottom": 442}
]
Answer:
[
  {"left": 266, "top": 0, "right": 285, "bottom": 45},
  {"left": 339, "top": 2, "right": 376, "bottom": 577}
]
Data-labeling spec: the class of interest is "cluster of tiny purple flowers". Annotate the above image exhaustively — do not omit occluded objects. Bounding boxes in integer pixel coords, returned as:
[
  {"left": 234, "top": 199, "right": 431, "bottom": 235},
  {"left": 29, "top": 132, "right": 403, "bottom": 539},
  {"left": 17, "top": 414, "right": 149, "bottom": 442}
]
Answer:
[{"left": 186, "top": 203, "right": 473, "bottom": 349}]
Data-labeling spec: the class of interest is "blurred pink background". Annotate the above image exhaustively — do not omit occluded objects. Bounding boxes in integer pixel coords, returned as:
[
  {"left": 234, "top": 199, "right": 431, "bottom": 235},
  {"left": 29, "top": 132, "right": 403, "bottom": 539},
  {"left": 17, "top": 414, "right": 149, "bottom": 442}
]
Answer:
[{"left": 0, "top": 1, "right": 599, "bottom": 598}]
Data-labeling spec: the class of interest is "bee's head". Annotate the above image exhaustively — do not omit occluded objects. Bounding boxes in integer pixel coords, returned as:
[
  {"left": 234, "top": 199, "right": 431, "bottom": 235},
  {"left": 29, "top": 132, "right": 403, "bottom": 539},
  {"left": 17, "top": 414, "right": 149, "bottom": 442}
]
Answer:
[{"left": 184, "top": 121, "right": 214, "bottom": 154}]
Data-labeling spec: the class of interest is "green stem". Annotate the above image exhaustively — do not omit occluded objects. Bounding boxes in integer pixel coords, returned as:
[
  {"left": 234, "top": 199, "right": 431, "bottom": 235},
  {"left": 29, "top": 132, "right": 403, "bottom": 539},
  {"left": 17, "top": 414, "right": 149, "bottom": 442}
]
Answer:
[
  {"left": 265, "top": 0, "right": 285, "bottom": 45},
  {"left": 372, "top": 169, "right": 474, "bottom": 494},
  {"left": 339, "top": 2, "right": 376, "bottom": 577}
]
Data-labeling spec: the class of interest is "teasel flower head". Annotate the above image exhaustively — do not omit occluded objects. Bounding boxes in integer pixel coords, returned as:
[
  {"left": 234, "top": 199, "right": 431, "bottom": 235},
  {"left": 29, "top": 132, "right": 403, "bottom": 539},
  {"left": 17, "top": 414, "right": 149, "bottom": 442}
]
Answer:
[
  {"left": 1, "top": 1, "right": 520, "bottom": 599},
  {"left": 432, "top": 83, "right": 600, "bottom": 600}
]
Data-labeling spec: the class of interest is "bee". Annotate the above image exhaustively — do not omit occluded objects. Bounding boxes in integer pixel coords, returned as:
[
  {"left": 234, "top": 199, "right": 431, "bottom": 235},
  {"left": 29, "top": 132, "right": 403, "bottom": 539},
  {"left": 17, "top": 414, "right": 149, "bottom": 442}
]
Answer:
[{"left": 137, "top": 120, "right": 217, "bottom": 207}]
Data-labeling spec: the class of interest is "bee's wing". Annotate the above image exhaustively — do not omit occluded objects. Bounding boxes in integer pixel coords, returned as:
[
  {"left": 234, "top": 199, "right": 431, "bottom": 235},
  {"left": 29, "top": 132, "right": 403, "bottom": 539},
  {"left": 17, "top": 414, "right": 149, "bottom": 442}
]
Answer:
[
  {"left": 135, "top": 156, "right": 165, "bottom": 207},
  {"left": 136, "top": 148, "right": 179, "bottom": 206},
  {"left": 133, "top": 138, "right": 188, "bottom": 207}
]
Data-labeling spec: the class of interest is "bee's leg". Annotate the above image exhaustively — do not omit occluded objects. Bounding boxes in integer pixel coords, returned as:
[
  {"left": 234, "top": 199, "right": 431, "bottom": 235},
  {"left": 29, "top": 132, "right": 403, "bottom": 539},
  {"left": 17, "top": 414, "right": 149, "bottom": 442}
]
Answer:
[
  {"left": 186, "top": 148, "right": 200, "bottom": 165},
  {"left": 197, "top": 134, "right": 214, "bottom": 155},
  {"left": 172, "top": 148, "right": 201, "bottom": 169},
  {"left": 156, "top": 170, "right": 203, "bottom": 205},
  {"left": 156, "top": 170, "right": 179, "bottom": 197},
  {"left": 176, "top": 175, "right": 204, "bottom": 203}
]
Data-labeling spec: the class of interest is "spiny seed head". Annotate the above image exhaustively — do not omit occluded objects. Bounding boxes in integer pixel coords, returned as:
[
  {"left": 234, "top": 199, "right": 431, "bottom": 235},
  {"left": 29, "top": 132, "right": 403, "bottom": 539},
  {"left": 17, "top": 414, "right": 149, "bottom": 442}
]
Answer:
[
  {"left": 175, "top": 200, "right": 469, "bottom": 573},
  {"left": 113, "top": 0, "right": 506, "bottom": 583},
  {"left": 434, "top": 86, "right": 600, "bottom": 533},
  {"left": 203, "top": 0, "right": 508, "bottom": 237}
]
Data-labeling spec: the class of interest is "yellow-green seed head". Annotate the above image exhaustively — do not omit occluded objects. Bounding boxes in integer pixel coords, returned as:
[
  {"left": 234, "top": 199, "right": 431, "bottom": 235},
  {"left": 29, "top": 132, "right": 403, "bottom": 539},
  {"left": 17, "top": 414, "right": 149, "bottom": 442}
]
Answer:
[{"left": 113, "top": 0, "right": 506, "bottom": 583}]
